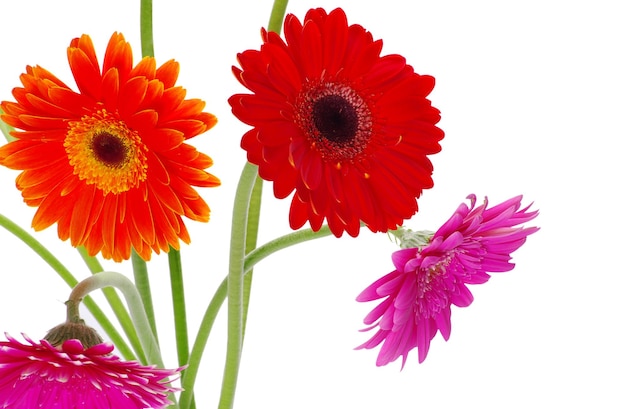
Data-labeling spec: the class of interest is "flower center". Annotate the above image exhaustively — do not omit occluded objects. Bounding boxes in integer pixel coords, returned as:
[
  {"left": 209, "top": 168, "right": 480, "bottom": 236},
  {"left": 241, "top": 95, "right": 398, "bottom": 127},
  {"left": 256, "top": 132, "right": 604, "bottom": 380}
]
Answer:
[
  {"left": 415, "top": 253, "right": 453, "bottom": 316},
  {"left": 91, "top": 131, "right": 128, "bottom": 167},
  {"left": 296, "top": 82, "right": 372, "bottom": 162},
  {"left": 312, "top": 95, "right": 358, "bottom": 144},
  {"left": 65, "top": 109, "right": 148, "bottom": 194}
]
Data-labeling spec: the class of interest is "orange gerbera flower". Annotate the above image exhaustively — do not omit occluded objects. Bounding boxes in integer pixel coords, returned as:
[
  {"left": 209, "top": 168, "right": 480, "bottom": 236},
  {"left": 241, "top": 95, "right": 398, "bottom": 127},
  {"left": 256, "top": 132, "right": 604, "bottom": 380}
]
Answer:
[{"left": 0, "top": 33, "right": 220, "bottom": 261}]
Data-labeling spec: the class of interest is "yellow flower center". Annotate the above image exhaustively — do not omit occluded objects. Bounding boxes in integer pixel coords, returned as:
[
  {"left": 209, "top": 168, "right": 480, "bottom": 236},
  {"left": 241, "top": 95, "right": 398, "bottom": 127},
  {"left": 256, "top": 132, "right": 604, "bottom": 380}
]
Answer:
[{"left": 64, "top": 110, "right": 148, "bottom": 194}]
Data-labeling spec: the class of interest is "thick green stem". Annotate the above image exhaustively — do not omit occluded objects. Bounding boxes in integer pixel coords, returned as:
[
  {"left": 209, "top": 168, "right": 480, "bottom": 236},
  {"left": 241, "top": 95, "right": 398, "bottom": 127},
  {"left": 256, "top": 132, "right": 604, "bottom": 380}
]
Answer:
[
  {"left": 0, "top": 214, "right": 134, "bottom": 359},
  {"left": 218, "top": 163, "right": 258, "bottom": 409},
  {"left": 131, "top": 251, "right": 159, "bottom": 347},
  {"left": 168, "top": 248, "right": 190, "bottom": 368},
  {"left": 77, "top": 247, "right": 146, "bottom": 363},
  {"left": 267, "top": 0, "right": 289, "bottom": 33},
  {"left": 242, "top": 176, "right": 263, "bottom": 342},
  {"left": 217, "top": 3, "right": 289, "bottom": 407},
  {"left": 140, "top": 0, "right": 154, "bottom": 58},
  {"left": 68, "top": 271, "right": 164, "bottom": 368}
]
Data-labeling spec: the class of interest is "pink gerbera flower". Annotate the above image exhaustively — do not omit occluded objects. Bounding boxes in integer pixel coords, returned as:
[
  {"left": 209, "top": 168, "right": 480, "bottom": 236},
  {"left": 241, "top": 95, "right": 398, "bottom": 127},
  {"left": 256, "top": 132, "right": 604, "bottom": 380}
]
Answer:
[
  {"left": 356, "top": 194, "right": 539, "bottom": 367},
  {"left": 0, "top": 334, "right": 180, "bottom": 408}
]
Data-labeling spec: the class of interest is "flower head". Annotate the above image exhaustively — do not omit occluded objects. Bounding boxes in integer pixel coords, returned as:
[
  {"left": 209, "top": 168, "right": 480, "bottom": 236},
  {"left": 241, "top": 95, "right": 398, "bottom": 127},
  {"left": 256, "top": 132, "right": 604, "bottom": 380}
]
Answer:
[
  {"left": 0, "top": 334, "right": 180, "bottom": 408},
  {"left": 229, "top": 8, "right": 443, "bottom": 237},
  {"left": 356, "top": 194, "right": 539, "bottom": 367},
  {"left": 0, "top": 32, "right": 220, "bottom": 261}
]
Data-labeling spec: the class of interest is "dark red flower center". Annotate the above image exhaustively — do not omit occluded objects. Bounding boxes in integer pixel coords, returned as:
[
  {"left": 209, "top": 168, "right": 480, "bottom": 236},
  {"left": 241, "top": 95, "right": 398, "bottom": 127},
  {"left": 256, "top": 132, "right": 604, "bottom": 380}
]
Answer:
[
  {"left": 91, "top": 131, "right": 129, "bottom": 168},
  {"left": 296, "top": 82, "right": 372, "bottom": 163},
  {"left": 312, "top": 95, "right": 359, "bottom": 144}
]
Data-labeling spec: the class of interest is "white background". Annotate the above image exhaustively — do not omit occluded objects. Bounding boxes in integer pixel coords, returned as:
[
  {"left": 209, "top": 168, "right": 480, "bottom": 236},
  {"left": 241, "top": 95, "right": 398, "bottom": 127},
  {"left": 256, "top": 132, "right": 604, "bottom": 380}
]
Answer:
[{"left": 1, "top": 1, "right": 624, "bottom": 408}]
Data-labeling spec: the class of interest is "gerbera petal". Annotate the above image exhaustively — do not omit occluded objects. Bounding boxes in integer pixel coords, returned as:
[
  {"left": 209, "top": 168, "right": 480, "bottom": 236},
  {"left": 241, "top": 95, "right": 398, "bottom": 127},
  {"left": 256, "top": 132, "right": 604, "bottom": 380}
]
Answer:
[
  {"left": 155, "top": 59, "right": 180, "bottom": 89},
  {"left": 129, "top": 56, "right": 157, "bottom": 79},
  {"left": 128, "top": 187, "right": 156, "bottom": 245},
  {"left": 24, "top": 93, "right": 74, "bottom": 118},
  {"left": 434, "top": 307, "right": 453, "bottom": 341},
  {"left": 48, "top": 85, "right": 94, "bottom": 114},
  {"left": 0, "top": 140, "right": 65, "bottom": 169},
  {"left": 298, "top": 16, "right": 324, "bottom": 78},
  {"left": 450, "top": 283, "right": 474, "bottom": 308},
  {"left": 416, "top": 318, "right": 433, "bottom": 363},
  {"left": 67, "top": 43, "right": 102, "bottom": 99},
  {"left": 69, "top": 184, "right": 98, "bottom": 245},
  {"left": 101, "top": 67, "right": 120, "bottom": 111},
  {"left": 118, "top": 76, "right": 149, "bottom": 118},
  {"left": 103, "top": 32, "right": 133, "bottom": 82},
  {"left": 321, "top": 8, "right": 349, "bottom": 75},
  {"left": 362, "top": 297, "right": 394, "bottom": 326}
]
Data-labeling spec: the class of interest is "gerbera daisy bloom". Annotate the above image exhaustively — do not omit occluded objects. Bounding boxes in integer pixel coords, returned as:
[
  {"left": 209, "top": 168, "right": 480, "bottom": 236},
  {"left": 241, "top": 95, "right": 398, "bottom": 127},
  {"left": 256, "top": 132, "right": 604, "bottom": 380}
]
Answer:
[
  {"left": 356, "top": 194, "right": 539, "bottom": 366},
  {"left": 229, "top": 8, "right": 443, "bottom": 237},
  {"left": 0, "top": 334, "right": 180, "bottom": 408},
  {"left": 0, "top": 32, "right": 220, "bottom": 261}
]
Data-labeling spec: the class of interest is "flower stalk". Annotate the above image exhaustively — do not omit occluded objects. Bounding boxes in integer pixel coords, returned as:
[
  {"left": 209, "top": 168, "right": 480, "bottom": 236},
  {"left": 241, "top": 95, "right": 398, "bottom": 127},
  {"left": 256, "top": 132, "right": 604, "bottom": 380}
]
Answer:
[
  {"left": 169, "top": 248, "right": 191, "bottom": 369},
  {"left": 132, "top": 252, "right": 160, "bottom": 349},
  {"left": 219, "top": 162, "right": 258, "bottom": 409},
  {"left": 68, "top": 271, "right": 164, "bottom": 369},
  {"left": 217, "top": 3, "right": 289, "bottom": 407},
  {"left": 140, "top": 0, "right": 154, "bottom": 58},
  {"left": 77, "top": 247, "right": 145, "bottom": 362}
]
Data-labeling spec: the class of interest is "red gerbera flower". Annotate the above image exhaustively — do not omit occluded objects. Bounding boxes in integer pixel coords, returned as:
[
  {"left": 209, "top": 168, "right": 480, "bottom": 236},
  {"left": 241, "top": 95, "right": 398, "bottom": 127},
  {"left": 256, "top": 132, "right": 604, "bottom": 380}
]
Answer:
[
  {"left": 0, "top": 334, "right": 180, "bottom": 408},
  {"left": 357, "top": 195, "right": 539, "bottom": 367},
  {"left": 0, "top": 32, "right": 220, "bottom": 261},
  {"left": 229, "top": 8, "right": 443, "bottom": 237}
]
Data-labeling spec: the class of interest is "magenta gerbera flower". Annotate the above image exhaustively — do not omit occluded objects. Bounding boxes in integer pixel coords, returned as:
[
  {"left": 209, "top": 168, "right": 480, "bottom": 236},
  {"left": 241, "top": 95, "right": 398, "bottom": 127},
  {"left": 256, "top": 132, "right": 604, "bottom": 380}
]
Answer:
[
  {"left": 356, "top": 194, "right": 539, "bottom": 367},
  {"left": 0, "top": 334, "right": 180, "bottom": 408}
]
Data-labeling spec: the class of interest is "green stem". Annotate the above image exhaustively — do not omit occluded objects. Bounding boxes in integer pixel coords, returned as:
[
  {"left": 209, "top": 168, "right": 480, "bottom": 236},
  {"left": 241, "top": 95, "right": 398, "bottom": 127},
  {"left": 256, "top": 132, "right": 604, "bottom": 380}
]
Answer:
[
  {"left": 131, "top": 251, "right": 159, "bottom": 346},
  {"left": 68, "top": 271, "right": 164, "bottom": 368},
  {"left": 267, "top": 0, "right": 289, "bottom": 33},
  {"left": 218, "top": 163, "right": 258, "bottom": 409},
  {"left": 0, "top": 214, "right": 134, "bottom": 360},
  {"left": 181, "top": 226, "right": 330, "bottom": 409},
  {"left": 168, "top": 248, "right": 190, "bottom": 368},
  {"left": 0, "top": 109, "right": 16, "bottom": 142},
  {"left": 179, "top": 278, "right": 227, "bottom": 409},
  {"left": 244, "top": 226, "right": 333, "bottom": 272},
  {"left": 242, "top": 176, "right": 263, "bottom": 342},
  {"left": 140, "top": 0, "right": 154, "bottom": 58},
  {"left": 77, "top": 247, "right": 146, "bottom": 363},
  {"left": 216, "top": 3, "right": 289, "bottom": 407}
]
